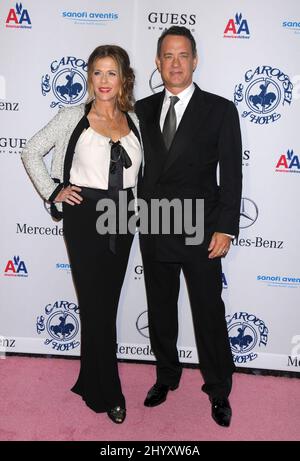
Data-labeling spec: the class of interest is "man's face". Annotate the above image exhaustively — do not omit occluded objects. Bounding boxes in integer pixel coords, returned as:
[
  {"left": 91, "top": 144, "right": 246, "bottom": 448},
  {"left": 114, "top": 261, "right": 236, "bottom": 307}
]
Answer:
[{"left": 156, "top": 35, "right": 198, "bottom": 94}]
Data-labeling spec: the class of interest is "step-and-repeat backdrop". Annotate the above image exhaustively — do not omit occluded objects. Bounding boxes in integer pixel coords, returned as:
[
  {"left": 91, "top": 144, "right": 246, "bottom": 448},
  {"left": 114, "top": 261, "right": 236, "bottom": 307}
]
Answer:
[{"left": 1, "top": 0, "right": 299, "bottom": 372}]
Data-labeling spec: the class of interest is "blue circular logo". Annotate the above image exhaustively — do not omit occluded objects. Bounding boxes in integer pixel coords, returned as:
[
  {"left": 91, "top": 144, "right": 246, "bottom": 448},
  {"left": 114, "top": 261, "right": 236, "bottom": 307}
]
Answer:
[
  {"left": 234, "top": 65, "right": 293, "bottom": 124},
  {"left": 41, "top": 57, "right": 87, "bottom": 108},
  {"left": 228, "top": 321, "right": 257, "bottom": 354},
  {"left": 46, "top": 311, "right": 79, "bottom": 341},
  {"left": 245, "top": 77, "right": 280, "bottom": 114},
  {"left": 52, "top": 68, "right": 86, "bottom": 105}
]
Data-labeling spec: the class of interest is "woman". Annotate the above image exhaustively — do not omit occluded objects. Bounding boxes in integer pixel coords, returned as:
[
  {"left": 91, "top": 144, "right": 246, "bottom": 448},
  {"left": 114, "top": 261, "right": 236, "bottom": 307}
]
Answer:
[{"left": 21, "top": 45, "right": 142, "bottom": 424}]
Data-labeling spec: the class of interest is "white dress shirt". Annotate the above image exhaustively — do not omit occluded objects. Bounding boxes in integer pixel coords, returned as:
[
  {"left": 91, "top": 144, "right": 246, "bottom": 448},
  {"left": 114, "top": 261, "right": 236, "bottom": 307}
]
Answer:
[
  {"left": 160, "top": 82, "right": 195, "bottom": 131},
  {"left": 70, "top": 127, "right": 142, "bottom": 189}
]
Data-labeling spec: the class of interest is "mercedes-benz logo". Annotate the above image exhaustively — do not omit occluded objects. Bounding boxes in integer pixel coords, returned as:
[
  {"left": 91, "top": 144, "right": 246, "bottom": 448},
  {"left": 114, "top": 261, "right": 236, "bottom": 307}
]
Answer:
[
  {"left": 239, "top": 197, "right": 258, "bottom": 228},
  {"left": 149, "top": 68, "right": 164, "bottom": 94},
  {"left": 136, "top": 310, "right": 149, "bottom": 338}
]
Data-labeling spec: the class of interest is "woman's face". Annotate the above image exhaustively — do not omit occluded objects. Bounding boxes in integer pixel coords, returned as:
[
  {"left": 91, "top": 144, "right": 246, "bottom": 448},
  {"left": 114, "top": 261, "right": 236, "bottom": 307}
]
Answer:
[{"left": 91, "top": 56, "right": 121, "bottom": 104}]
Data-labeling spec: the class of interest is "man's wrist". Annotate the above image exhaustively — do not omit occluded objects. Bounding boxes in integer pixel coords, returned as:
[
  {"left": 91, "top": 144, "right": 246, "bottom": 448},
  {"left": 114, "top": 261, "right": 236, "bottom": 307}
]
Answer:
[{"left": 224, "top": 233, "right": 235, "bottom": 239}]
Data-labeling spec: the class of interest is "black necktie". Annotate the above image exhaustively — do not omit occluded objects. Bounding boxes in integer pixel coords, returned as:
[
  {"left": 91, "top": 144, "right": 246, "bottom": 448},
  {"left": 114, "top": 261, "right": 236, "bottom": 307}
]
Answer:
[
  {"left": 162, "top": 95, "right": 179, "bottom": 150},
  {"left": 107, "top": 140, "right": 132, "bottom": 253}
]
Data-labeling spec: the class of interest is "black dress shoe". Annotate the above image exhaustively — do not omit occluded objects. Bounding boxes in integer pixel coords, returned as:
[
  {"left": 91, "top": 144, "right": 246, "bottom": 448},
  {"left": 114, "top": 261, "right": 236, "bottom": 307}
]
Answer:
[
  {"left": 144, "top": 382, "right": 178, "bottom": 407},
  {"left": 210, "top": 397, "right": 232, "bottom": 427},
  {"left": 107, "top": 406, "right": 126, "bottom": 424}
]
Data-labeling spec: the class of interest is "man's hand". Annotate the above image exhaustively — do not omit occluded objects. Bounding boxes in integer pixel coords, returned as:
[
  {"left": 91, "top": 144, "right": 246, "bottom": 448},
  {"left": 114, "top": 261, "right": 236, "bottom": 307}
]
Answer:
[{"left": 208, "top": 232, "right": 232, "bottom": 259}]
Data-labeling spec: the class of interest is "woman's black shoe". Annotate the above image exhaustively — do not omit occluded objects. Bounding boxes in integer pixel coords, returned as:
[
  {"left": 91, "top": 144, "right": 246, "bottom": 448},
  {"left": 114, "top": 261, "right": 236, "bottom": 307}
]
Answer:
[{"left": 107, "top": 406, "right": 126, "bottom": 424}]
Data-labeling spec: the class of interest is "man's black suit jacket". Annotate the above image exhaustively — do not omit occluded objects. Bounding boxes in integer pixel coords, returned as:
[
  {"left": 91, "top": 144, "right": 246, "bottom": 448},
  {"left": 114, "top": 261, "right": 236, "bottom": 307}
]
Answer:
[{"left": 135, "top": 84, "right": 242, "bottom": 261}]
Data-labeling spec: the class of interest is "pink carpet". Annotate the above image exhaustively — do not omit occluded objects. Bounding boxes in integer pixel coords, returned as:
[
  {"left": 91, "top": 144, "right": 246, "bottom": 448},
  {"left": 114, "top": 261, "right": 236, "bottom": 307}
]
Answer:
[{"left": 0, "top": 356, "right": 299, "bottom": 441}]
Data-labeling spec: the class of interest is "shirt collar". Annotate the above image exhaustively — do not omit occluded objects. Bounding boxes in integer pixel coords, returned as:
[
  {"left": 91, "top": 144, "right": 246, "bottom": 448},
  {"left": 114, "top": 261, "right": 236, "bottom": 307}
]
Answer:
[{"left": 164, "top": 82, "right": 195, "bottom": 105}]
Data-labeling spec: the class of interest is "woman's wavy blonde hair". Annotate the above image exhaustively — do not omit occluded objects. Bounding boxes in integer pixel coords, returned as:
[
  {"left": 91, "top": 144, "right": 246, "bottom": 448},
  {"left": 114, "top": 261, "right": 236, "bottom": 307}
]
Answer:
[{"left": 86, "top": 45, "right": 135, "bottom": 112}]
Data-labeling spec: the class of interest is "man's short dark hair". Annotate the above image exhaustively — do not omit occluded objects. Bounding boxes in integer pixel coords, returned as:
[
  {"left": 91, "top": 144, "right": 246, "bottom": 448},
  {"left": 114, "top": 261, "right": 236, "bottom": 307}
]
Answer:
[{"left": 157, "top": 26, "right": 197, "bottom": 57}]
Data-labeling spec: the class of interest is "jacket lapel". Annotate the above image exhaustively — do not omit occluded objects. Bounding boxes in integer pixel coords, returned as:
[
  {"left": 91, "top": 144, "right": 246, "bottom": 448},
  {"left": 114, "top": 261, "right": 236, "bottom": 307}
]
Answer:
[
  {"left": 125, "top": 112, "right": 141, "bottom": 144},
  {"left": 143, "top": 91, "right": 171, "bottom": 181},
  {"left": 162, "top": 85, "right": 212, "bottom": 173},
  {"left": 147, "top": 90, "right": 167, "bottom": 155}
]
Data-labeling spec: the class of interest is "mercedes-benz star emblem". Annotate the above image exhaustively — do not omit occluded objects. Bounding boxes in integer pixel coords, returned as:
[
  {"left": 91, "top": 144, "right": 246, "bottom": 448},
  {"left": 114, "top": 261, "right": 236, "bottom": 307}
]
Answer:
[{"left": 239, "top": 197, "right": 258, "bottom": 228}]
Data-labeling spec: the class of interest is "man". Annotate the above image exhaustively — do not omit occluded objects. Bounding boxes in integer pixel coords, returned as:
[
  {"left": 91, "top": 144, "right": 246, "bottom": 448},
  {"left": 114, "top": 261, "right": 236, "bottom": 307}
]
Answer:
[{"left": 135, "top": 26, "right": 242, "bottom": 427}]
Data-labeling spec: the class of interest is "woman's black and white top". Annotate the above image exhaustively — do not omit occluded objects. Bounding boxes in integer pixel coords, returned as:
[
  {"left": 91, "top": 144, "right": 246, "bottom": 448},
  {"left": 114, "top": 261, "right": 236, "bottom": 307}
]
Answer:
[{"left": 70, "top": 127, "right": 142, "bottom": 189}]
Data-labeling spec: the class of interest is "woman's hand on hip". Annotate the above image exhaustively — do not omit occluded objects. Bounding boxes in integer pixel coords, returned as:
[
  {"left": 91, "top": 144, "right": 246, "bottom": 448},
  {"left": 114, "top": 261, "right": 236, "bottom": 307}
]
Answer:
[{"left": 54, "top": 185, "right": 83, "bottom": 205}]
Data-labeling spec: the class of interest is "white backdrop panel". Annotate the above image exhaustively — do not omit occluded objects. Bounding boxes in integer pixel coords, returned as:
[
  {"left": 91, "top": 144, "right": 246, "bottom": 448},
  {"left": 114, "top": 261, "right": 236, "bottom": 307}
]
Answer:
[{"left": 1, "top": 0, "right": 299, "bottom": 372}]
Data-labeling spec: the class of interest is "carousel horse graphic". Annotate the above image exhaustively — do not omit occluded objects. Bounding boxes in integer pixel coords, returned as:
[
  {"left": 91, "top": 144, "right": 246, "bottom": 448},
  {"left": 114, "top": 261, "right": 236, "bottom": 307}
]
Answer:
[{"left": 249, "top": 81, "right": 276, "bottom": 111}]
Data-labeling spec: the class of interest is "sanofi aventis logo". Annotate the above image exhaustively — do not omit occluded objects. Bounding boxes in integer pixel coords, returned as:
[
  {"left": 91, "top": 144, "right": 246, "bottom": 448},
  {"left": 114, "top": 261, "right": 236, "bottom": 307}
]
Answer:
[
  {"left": 61, "top": 10, "right": 119, "bottom": 25},
  {"left": 282, "top": 20, "right": 300, "bottom": 34},
  {"left": 56, "top": 263, "right": 71, "bottom": 273},
  {"left": 257, "top": 274, "right": 300, "bottom": 288}
]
